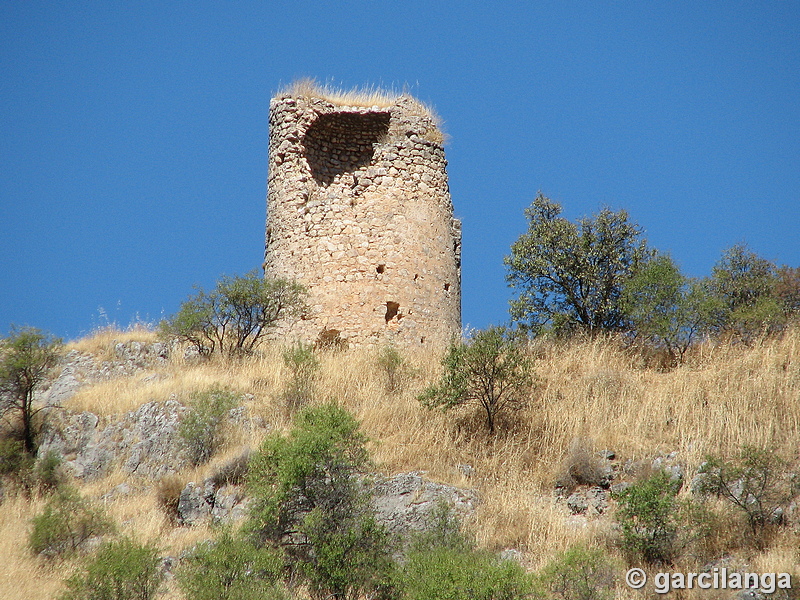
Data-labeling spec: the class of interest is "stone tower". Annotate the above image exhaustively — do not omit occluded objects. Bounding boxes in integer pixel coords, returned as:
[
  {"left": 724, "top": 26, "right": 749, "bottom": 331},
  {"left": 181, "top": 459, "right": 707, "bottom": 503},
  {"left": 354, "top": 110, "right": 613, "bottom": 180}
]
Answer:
[{"left": 264, "top": 85, "right": 461, "bottom": 348}]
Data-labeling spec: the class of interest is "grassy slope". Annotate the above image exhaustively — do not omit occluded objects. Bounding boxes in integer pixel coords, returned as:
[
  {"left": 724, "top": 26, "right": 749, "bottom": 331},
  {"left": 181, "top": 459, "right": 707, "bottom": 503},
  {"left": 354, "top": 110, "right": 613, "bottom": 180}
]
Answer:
[{"left": 3, "top": 327, "right": 800, "bottom": 598}]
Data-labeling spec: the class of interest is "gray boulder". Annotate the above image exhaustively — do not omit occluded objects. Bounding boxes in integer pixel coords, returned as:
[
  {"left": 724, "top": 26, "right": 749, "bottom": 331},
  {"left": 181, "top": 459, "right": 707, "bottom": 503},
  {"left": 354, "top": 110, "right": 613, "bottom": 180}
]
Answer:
[
  {"left": 38, "top": 399, "right": 188, "bottom": 480},
  {"left": 372, "top": 471, "right": 478, "bottom": 538}
]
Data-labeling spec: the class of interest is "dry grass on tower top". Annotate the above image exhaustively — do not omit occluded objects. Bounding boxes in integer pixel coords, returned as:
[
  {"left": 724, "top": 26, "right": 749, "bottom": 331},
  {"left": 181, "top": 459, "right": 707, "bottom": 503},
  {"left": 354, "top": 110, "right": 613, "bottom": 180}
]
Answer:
[{"left": 278, "top": 78, "right": 444, "bottom": 134}]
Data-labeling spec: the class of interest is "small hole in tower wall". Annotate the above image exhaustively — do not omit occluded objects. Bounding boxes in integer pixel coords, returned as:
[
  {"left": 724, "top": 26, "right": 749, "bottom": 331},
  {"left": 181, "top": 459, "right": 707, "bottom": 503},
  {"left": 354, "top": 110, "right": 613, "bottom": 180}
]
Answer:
[
  {"left": 444, "top": 283, "right": 450, "bottom": 291},
  {"left": 385, "top": 301, "right": 399, "bottom": 323},
  {"left": 376, "top": 264, "right": 385, "bottom": 274}
]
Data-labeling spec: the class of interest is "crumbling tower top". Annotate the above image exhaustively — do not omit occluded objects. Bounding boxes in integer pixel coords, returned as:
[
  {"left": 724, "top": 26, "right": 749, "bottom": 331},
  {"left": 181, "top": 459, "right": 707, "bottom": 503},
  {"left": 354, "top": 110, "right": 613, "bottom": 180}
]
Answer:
[{"left": 265, "top": 82, "right": 461, "bottom": 348}]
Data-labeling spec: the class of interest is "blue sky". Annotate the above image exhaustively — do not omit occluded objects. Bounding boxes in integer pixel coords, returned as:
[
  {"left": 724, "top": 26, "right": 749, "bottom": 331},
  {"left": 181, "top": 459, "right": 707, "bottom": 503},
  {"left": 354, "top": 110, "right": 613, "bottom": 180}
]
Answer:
[{"left": 2, "top": 2, "right": 798, "bottom": 340}]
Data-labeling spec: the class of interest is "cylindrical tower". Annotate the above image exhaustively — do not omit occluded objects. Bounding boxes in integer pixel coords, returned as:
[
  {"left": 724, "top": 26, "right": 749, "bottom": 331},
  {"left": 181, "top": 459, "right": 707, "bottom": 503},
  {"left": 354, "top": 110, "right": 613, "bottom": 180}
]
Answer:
[{"left": 265, "top": 86, "right": 461, "bottom": 348}]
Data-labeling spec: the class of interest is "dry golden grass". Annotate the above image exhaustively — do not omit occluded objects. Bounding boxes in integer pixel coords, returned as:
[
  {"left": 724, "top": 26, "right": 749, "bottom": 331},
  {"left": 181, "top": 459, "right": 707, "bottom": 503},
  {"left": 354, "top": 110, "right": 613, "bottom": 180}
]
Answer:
[
  {"left": 5, "top": 327, "right": 800, "bottom": 597},
  {"left": 0, "top": 494, "right": 67, "bottom": 600},
  {"left": 279, "top": 78, "right": 446, "bottom": 144},
  {"left": 66, "top": 325, "right": 159, "bottom": 360}
]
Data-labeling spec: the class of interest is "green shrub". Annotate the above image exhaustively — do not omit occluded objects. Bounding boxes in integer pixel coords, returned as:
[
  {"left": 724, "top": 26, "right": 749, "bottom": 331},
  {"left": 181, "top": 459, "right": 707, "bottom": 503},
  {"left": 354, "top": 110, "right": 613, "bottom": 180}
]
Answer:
[
  {"left": 621, "top": 254, "right": 719, "bottom": 364},
  {"left": 29, "top": 487, "right": 114, "bottom": 557},
  {"left": 179, "top": 386, "right": 238, "bottom": 466},
  {"left": 613, "top": 471, "right": 682, "bottom": 565},
  {"left": 377, "top": 345, "right": 410, "bottom": 394},
  {"left": 407, "top": 499, "right": 473, "bottom": 555},
  {"left": 398, "top": 500, "right": 530, "bottom": 600},
  {"left": 35, "top": 450, "right": 65, "bottom": 494},
  {"left": 59, "top": 537, "right": 161, "bottom": 600},
  {"left": 247, "top": 403, "right": 393, "bottom": 599},
  {"left": 419, "top": 326, "right": 533, "bottom": 434},
  {"left": 696, "top": 446, "right": 798, "bottom": 549},
  {"left": 0, "top": 436, "right": 35, "bottom": 490},
  {"left": 532, "top": 545, "right": 615, "bottom": 600},
  {"left": 279, "top": 342, "right": 319, "bottom": 412},
  {"left": 401, "top": 546, "right": 531, "bottom": 600},
  {"left": 708, "top": 243, "right": 785, "bottom": 342},
  {"left": 177, "top": 528, "right": 287, "bottom": 600}
]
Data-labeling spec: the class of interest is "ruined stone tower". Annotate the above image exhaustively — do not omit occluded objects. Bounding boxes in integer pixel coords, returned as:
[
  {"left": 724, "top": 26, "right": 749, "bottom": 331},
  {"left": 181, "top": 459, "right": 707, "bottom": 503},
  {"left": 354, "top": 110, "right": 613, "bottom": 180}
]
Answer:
[{"left": 264, "top": 84, "right": 461, "bottom": 348}]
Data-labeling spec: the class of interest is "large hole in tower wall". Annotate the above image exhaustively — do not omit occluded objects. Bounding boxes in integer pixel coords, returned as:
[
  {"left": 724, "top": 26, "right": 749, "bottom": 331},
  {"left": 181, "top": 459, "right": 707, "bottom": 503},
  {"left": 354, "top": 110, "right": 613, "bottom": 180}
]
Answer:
[
  {"left": 385, "top": 301, "right": 400, "bottom": 323},
  {"left": 303, "top": 112, "right": 390, "bottom": 186}
]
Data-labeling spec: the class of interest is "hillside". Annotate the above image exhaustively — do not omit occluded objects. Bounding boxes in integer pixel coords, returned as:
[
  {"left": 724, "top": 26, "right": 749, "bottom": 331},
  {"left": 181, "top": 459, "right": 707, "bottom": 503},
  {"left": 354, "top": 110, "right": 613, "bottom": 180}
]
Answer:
[{"left": 2, "top": 326, "right": 800, "bottom": 599}]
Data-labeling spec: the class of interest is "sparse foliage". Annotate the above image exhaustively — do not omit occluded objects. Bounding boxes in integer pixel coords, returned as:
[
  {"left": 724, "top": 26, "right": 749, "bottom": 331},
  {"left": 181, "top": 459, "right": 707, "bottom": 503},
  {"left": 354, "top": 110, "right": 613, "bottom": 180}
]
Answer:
[
  {"left": 0, "top": 326, "right": 62, "bottom": 454},
  {"left": 377, "top": 345, "right": 411, "bottom": 394},
  {"left": 505, "top": 193, "right": 652, "bottom": 334},
  {"left": 776, "top": 265, "right": 800, "bottom": 315},
  {"left": 178, "top": 386, "right": 238, "bottom": 466},
  {"left": 59, "top": 537, "right": 161, "bottom": 600},
  {"left": 419, "top": 326, "right": 534, "bottom": 434},
  {"left": 280, "top": 342, "right": 319, "bottom": 412},
  {"left": 247, "top": 403, "right": 392, "bottom": 599},
  {"left": 696, "top": 446, "right": 799, "bottom": 548},
  {"left": 161, "top": 271, "right": 307, "bottom": 356},
  {"left": 30, "top": 486, "right": 114, "bottom": 557}
]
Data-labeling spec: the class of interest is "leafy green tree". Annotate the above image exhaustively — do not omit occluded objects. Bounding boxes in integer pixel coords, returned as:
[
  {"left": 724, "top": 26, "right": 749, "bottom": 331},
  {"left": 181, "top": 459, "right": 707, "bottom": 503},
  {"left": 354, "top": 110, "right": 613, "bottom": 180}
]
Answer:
[
  {"left": 177, "top": 528, "right": 287, "bottom": 600},
  {"left": 505, "top": 194, "right": 652, "bottom": 334},
  {"left": 775, "top": 265, "right": 800, "bottom": 316},
  {"left": 59, "top": 537, "right": 161, "bottom": 600},
  {"left": 178, "top": 386, "right": 238, "bottom": 466},
  {"left": 247, "top": 403, "right": 392, "bottom": 600},
  {"left": 419, "top": 326, "right": 533, "bottom": 434},
  {"left": 0, "top": 326, "right": 62, "bottom": 454},
  {"left": 161, "top": 271, "right": 307, "bottom": 356},
  {"left": 709, "top": 243, "right": 784, "bottom": 342},
  {"left": 621, "top": 254, "right": 720, "bottom": 363}
]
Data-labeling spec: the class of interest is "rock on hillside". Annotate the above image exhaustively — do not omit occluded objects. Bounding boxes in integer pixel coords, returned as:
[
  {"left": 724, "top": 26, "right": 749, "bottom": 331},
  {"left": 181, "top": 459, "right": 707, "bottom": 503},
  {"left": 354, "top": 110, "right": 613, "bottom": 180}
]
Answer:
[{"left": 38, "top": 400, "right": 188, "bottom": 480}]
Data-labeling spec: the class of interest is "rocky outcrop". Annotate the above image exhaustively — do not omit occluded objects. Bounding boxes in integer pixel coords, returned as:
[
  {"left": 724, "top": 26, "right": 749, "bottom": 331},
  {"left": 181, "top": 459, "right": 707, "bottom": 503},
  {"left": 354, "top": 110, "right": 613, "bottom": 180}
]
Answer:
[
  {"left": 38, "top": 399, "right": 188, "bottom": 480},
  {"left": 372, "top": 471, "right": 478, "bottom": 538},
  {"left": 38, "top": 341, "right": 171, "bottom": 407}
]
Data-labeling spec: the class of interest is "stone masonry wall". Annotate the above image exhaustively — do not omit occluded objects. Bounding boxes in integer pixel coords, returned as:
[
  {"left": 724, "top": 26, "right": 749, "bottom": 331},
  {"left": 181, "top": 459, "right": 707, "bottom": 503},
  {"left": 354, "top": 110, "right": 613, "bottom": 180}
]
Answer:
[{"left": 265, "top": 92, "right": 461, "bottom": 348}]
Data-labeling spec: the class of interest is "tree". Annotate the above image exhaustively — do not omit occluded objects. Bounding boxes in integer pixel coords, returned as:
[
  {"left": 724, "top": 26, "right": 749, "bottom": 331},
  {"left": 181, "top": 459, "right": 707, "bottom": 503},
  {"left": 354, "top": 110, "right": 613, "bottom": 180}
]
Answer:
[
  {"left": 160, "top": 271, "right": 307, "bottom": 356},
  {"left": 709, "top": 243, "right": 783, "bottom": 342},
  {"left": 621, "top": 254, "right": 719, "bottom": 364},
  {"left": 419, "top": 326, "right": 533, "bottom": 434},
  {"left": 775, "top": 265, "right": 800, "bottom": 316},
  {"left": 247, "top": 403, "right": 393, "bottom": 600},
  {"left": 0, "top": 326, "right": 62, "bottom": 454},
  {"left": 505, "top": 193, "right": 652, "bottom": 335}
]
